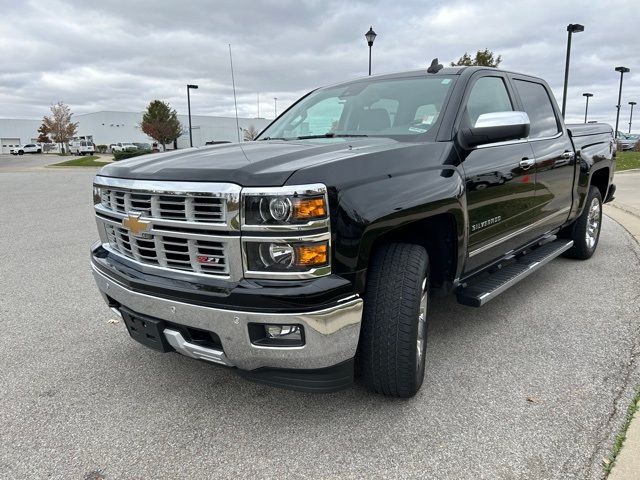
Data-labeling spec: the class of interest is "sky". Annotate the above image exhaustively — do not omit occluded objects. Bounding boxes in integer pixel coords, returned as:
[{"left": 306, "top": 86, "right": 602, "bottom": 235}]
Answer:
[{"left": 0, "top": 0, "right": 637, "bottom": 132}]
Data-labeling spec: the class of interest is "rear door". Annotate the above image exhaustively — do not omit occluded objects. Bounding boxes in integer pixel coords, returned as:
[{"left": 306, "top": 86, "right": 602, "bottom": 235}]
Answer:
[
  {"left": 510, "top": 76, "right": 575, "bottom": 236},
  {"left": 458, "top": 72, "right": 537, "bottom": 273}
]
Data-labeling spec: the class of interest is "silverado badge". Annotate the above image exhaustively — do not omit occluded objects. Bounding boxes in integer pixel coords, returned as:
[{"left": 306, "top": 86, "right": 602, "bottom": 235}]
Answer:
[{"left": 122, "top": 213, "right": 151, "bottom": 236}]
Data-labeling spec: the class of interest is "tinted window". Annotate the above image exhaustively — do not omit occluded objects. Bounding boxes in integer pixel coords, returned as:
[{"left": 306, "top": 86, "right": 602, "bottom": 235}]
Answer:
[
  {"left": 285, "top": 97, "right": 345, "bottom": 137},
  {"left": 258, "top": 76, "right": 456, "bottom": 140},
  {"left": 514, "top": 80, "right": 560, "bottom": 139},
  {"left": 465, "top": 76, "right": 513, "bottom": 126}
]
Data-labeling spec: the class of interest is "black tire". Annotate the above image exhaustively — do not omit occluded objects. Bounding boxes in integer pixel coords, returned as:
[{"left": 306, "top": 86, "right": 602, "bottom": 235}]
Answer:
[
  {"left": 18, "top": 151, "right": 23, "bottom": 155},
  {"left": 563, "top": 186, "right": 602, "bottom": 259},
  {"left": 37, "top": 149, "right": 41, "bottom": 154},
  {"left": 358, "top": 243, "right": 430, "bottom": 397}
]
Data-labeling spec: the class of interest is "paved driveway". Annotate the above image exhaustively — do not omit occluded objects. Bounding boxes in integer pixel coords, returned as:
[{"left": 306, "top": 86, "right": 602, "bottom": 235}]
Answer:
[
  {"left": 0, "top": 152, "right": 60, "bottom": 169},
  {"left": 1, "top": 168, "right": 639, "bottom": 479}
]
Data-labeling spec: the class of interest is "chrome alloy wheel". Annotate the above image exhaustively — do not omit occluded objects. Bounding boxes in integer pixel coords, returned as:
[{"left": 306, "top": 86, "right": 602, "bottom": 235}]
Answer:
[
  {"left": 585, "top": 197, "right": 601, "bottom": 250},
  {"left": 416, "top": 278, "right": 428, "bottom": 372}
]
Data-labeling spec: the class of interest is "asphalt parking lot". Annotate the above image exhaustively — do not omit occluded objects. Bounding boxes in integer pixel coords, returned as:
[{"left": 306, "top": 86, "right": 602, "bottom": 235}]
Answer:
[{"left": 1, "top": 160, "right": 639, "bottom": 479}]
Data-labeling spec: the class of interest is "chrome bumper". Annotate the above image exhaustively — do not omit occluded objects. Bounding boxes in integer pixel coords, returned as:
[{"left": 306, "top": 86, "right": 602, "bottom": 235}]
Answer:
[{"left": 92, "top": 265, "right": 363, "bottom": 371}]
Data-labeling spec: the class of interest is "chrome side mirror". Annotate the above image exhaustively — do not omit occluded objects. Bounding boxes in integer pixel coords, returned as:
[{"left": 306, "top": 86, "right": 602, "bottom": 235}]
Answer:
[{"left": 459, "top": 111, "right": 530, "bottom": 148}]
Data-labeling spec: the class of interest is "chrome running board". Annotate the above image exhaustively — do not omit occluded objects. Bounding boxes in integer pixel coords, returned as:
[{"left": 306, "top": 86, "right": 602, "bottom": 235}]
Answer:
[{"left": 457, "top": 239, "right": 574, "bottom": 307}]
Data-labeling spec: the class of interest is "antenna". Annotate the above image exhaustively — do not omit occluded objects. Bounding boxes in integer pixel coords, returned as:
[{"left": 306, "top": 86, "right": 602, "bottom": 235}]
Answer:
[
  {"left": 427, "top": 58, "right": 443, "bottom": 74},
  {"left": 228, "top": 44, "right": 241, "bottom": 143}
]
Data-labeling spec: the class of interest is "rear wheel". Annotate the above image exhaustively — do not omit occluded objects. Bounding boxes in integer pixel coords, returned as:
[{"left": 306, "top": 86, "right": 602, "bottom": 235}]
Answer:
[
  {"left": 358, "top": 243, "right": 429, "bottom": 397},
  {"left": 563, "top": 186, "right": 602, "bottom": 259},
  {"left": 18, "top": 150, "right": 23, "bottom": 155}
]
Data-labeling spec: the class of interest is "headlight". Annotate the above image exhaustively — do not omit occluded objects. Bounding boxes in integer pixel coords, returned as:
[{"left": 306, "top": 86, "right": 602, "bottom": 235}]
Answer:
[
  {"left": 244, "top": 239, "right": 329, "bottom": 274},
  {"left": 241, "top": 184, "right": 331, "bottom": 279},
  {"left": 242, "top": 184, "right": 328, "bottom": 229}
]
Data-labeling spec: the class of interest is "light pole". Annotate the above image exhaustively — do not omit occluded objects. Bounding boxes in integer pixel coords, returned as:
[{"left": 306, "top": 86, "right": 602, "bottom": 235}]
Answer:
[
  {"left": 614, "top": 66, "right": 630, "bottom": 137},
  {"left": 561, "top": 23, "right": 584, "bottom": 118},
  {"left": 629, "top": 101, "right": 637, "bottom": 134},
  {"left": 274, "top": 97, "right": 278, "bottom": 118},
  {"left": 186, "top": 84, "right": 198, "bottom": 147},
  {"left": 365, "top": 26, "right": 377, "bottom": 76},
  {"left": 582, "top": 93, "right": 593, "bottom": 123}
]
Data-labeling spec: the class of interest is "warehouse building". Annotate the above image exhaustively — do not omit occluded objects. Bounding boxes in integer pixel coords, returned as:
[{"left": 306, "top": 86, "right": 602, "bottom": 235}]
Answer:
[{"left": 0, "top": 112, "right": 271, "bottom": 154}]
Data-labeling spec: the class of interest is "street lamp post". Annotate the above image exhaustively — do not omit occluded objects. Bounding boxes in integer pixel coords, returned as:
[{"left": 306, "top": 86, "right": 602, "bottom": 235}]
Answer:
[
  {"left": 365, "top": 26, "right": 377, "bottom": 76},
  {"left": 614, "top": 66, "right": 630, "bottom": 137},
  {"left": 274, "top": 97, "right": 278, "bottom": 118},
  {"left": 186, "top": 84, "right": 198, "bottom": 147},
  {"left": 629, "top": 101, "right": 637, "bottom": 134},
  {"left": 561, "top": 23, "right": 584, "bottom": 118},
  {"left": 582, "top": 93, "right": 593, "bottom": 123}
]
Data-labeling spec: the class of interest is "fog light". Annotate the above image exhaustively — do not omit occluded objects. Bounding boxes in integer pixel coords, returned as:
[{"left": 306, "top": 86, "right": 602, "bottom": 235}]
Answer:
[
  {"left": 265, "top": 324, "right": 301, "bottom": 339},
  {"left": 248, "top": 323, "right": 305, "bottom": 347}
]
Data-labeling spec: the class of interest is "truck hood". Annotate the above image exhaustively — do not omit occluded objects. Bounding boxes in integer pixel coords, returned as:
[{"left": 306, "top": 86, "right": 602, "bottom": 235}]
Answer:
[{"left": 97, "top": 138, "right": 419, "bottom": 187}]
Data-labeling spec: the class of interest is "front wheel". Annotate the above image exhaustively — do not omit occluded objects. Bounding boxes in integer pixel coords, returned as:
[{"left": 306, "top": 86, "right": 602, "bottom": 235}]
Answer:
[
  {"left": 563, "top": 186, "right": 602, "bottom": 259},
  {"left": 18, "top": 151, "right": 23, "bottom": 155},
  {"left": 358, "top": 243, "right": 430, "bottom": 397}
]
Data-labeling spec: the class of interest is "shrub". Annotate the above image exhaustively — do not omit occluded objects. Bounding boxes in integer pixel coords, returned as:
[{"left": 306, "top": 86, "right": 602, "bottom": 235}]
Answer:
[
  {"left": 634, "top": 140, "right": 640, "bottom": 152},
  {"left": 96, "top": 144, "right": 108, "bottom": 153},
  {"left": 113, "top": 149, "right": 151, "bottom": 161}
]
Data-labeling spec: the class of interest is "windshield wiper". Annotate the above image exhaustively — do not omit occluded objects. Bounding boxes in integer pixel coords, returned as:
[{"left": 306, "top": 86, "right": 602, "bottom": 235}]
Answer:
[
  {"left": 294, "top": 133, "right": 368, "bottom": 140},
  {"left": 260, "top": 136, "right": 289, "bottom": 141}
]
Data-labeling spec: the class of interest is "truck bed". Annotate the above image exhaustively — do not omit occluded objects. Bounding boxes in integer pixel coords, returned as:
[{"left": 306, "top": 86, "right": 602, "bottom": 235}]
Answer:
[{"left": 566, "top": 123, "right": 614, "bottom": 152}]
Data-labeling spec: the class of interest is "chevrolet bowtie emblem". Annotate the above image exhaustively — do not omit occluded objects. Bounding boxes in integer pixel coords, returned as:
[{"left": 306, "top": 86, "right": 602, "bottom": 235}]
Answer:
[{"left": 122, "top": 213, "right": 151, "bottom": 236}]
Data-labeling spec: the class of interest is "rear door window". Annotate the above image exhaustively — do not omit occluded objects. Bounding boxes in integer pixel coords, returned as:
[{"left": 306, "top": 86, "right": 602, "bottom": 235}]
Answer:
[{"left": 514, "top": 80, "right": 560, "bottom": 139}]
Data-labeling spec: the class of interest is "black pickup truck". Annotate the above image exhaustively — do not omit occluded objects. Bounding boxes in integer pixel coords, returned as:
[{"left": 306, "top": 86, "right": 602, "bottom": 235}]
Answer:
[{"left": 90, "top": 66, "right": 615, "bottom": 397}]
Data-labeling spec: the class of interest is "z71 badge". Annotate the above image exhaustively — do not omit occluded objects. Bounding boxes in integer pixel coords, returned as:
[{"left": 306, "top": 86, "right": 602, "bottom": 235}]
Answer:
[{"left": 471, "top": 216, "right": 502, "bottom": 232}]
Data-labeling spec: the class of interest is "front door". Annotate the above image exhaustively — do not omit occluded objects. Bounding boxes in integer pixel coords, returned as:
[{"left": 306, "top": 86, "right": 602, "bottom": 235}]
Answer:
[{"left": 458, "top": 74, "right": 537, "bottom": 273}]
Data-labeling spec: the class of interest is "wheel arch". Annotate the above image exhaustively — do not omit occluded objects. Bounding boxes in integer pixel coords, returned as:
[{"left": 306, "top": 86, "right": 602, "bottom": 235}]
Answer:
[
  {"left": 361, "top": 211, "right": 463, "bottom": 290},
  {"left": 589, "top": 166, "right": 609, "bottom": 201}
]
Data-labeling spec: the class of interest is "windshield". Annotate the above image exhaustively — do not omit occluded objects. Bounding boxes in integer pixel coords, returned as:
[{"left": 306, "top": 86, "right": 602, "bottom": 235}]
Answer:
[{"left": 258, "top": 75, "right": 456, "bottom": 141}]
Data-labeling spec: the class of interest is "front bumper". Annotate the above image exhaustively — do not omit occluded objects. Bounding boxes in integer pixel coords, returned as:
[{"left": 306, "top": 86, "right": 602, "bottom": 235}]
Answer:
[{"left": 92, "top": 263, "right": 363, "bottom": 372}]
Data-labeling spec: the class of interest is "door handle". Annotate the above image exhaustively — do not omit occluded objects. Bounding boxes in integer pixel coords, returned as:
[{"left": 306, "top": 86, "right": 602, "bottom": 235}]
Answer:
[
  {"left": 519, "top": 158, "right": 535, "bottom": 170},
  {"left": 560, "top": 151, "right": 574, "bottom": 159}
]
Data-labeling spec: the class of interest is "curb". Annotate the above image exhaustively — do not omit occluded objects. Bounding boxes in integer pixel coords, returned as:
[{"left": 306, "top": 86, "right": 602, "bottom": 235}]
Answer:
[{"left": 603, "top": 203, "right": 640, "bottom": 479}]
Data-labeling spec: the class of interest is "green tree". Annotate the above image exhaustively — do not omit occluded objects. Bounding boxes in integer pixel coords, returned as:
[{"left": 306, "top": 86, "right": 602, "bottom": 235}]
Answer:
[
  {"left": 42, "top": 102, "right": 78, "bottom": 153},
  {"left": 451, "top": 48, "right": 502, "bottom": 68},
  {"left": 141, "top": 100, "right": 183, "bottom": 151}
]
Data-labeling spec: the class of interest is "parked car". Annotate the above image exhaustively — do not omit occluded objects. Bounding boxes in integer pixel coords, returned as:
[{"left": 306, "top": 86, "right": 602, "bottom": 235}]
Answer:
[
  {"left": 10, "top": 144, "right": 41, "bottom": 155},
  {"left": 132, "top": 142, "right": 152, "bottom": 151},
  {"left": 110, "top": 142, "right": 138, "bottom": 152},
  {"left": 90, "top": 66, "right": 615, "bottom": 397},
  {"left": 69, "top": 140, "right": 95, "bottom": 156},
  {"left": 616, "top": 132, "right": 637, "bottom": 151}
]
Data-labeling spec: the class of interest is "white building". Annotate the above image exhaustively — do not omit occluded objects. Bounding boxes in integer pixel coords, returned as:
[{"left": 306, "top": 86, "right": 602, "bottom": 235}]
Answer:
[{"left": 0, "top": 111, "right": 271, "bottom": 154}]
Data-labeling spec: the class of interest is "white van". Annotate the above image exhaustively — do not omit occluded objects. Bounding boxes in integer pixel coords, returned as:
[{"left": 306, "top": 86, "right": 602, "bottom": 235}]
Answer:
[{"left": 70, "top": 140, "right": 95, "bottom": 155}]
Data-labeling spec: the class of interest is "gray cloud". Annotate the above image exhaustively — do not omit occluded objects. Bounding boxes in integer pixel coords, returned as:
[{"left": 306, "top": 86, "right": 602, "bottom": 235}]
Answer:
[{"left": 0, "top": 0, "right": 638, "bottom": 131}]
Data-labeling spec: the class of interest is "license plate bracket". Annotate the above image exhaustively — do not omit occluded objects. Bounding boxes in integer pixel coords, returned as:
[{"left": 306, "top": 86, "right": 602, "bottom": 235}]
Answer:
[{"left": 120, "top": 307, "right": 173, "bottom": 353}]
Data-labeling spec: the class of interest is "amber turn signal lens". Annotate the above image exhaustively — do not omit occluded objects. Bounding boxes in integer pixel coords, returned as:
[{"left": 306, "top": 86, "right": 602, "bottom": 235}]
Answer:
[
  {"left": 295, "top": 243, "right": 328, "bottom": 267},
  {"left": 292, "top": 197, "right": 326, "bottom": 220}
]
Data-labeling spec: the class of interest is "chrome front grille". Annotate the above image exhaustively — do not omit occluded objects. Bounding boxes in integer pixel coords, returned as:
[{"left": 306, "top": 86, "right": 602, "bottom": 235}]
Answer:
[
  {"left": 93, "top": 178, "right": 242, "bottom": 279},
  {"left": 104, "top": 224, "right": 228, "bottom": 274},
  {"left": 99, "top": 189, "right": 226, "bottom": 222}
]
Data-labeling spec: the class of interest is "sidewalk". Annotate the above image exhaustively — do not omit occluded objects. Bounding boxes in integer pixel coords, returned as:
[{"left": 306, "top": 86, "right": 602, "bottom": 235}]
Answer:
[{"left": 604, "top": 169, "right": 640, "bottom": 480}]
